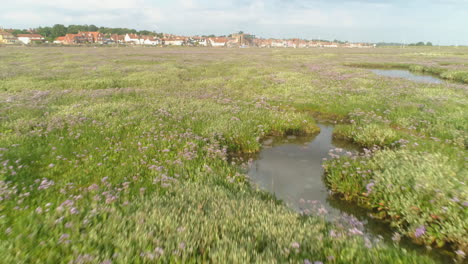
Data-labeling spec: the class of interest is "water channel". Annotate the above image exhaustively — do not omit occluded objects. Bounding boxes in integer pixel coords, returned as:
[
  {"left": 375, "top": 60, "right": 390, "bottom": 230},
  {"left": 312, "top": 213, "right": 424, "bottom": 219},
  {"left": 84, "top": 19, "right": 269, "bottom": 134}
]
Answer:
[
  {"left": 370, "top": 69, "right": 444, "bottom": 84},
  {"left": 241, "top": 123, "right": 452, "bottom": 263}
]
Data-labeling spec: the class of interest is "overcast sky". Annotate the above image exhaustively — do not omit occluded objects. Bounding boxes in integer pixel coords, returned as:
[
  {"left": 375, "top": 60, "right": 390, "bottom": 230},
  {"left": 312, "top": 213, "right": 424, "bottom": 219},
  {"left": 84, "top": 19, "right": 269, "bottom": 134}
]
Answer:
[{"left": 1, "top": 0, "right": 467, "bottom": 44}]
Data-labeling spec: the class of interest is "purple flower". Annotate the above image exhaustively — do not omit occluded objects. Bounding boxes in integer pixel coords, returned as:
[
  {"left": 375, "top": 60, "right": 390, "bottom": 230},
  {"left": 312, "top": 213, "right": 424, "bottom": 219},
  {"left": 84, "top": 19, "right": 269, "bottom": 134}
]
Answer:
[
  {"left": 59, "top": 233, "right": 70, "bottom": 244},
  {"left": 291, "top": 242, "right": 300, "bottom": 249},
  {"left": 179, "top": 242, "right": 185, "bottom": 250},
  {"left": 154, "top": 247, "right": 164, "bottom": 255},
  {"left": 455, "top": 250, "right": 466, "bottom": 259},
  {"left": 38, "top": 178, "right": 55, "bottom": 190},
  {"left": 88, "top": 184, "right": 99, "bottom": 191},
  {"left": 317, "top": 207, "right": 328, "bottom": 215},
  {"left": 366, "top": 181, "right": 375, "bottom": 194},
  {"left": 364, "top": 237, "right": 372, "bottom": 248},
  {"left": 414, "top": 225, "right": 426, "bottom": 238},
  {"left": 392, "top": 232, "right": 401, "bottom": 242},
  {"left": 348, "top": 227, "right": 363, "bottom": 236},
  {"left": 61, "top": 199, "right": 74, "bottom": 207}
]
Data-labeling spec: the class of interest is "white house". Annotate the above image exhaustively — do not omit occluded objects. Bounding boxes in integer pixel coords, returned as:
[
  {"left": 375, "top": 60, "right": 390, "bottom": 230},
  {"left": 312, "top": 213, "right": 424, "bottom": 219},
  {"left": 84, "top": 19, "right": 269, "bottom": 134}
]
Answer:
[
  {"left": 309, "top": 42, "right": 321, "bottom": 48},
  {"left": 163, "top": 38, "right": 185, "bottom": 46},
  {"left": 143, "top": 36, "right": 160, "bottom": 45},
  {"left": 208, "top": 37, "right": 227, "bottom": 47},
  {"left": 197, "top": 39, "right": 207, "bottom": 46},
  {"left": 190, "top": 37, "right": 207, "bottom": 46},
  {"left": 17, "top": 34, "right": 45, "bottom": 44},
  {"left": 125, "top": 34, "right": 141, "bottom": 44},
  {"left": 271, "top": 40, "right": 285, "bottom": 48},
  {"left": 323, "top": 42, "right": 339, "bottom": 48}
]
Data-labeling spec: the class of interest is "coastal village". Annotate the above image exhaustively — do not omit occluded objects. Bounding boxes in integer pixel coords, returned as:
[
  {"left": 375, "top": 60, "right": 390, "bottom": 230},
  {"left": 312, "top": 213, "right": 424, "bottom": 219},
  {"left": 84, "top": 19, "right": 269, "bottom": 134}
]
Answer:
[{"left": 0, "top": 28, "right": 375, "bottom": 48}]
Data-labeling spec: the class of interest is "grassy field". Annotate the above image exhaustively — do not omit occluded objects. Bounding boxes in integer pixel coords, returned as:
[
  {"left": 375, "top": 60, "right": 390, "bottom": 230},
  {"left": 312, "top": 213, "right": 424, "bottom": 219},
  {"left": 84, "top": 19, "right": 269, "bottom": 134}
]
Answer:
[{"left": 0, "top": 46, "right": 467, "bottom": 263}]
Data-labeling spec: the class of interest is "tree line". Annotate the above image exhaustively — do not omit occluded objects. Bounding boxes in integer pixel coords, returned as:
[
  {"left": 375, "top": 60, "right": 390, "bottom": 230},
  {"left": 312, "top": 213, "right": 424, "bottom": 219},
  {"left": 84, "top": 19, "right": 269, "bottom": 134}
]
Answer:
[
  {"left": 376, "top": 42, "right": 433, "bottom": 47},
  {"left": 10, "top": 24, "right": 163, "bottom": 42}
]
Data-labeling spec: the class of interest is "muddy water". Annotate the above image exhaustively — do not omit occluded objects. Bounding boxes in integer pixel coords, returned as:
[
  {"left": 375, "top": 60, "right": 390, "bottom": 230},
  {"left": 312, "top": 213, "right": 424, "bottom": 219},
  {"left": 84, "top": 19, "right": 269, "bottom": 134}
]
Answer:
[
  {"left": 243, "top": 123, "right": 451, "bottom": 263},
  {"left": 371, "top": 69, "right": 444, "bottom": 84}
]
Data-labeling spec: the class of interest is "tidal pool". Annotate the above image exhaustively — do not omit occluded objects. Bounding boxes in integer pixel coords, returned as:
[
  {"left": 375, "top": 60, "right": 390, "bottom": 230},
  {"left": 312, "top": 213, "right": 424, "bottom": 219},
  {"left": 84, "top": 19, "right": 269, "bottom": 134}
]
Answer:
[
  {"left": 371, "top": 69, "right": 444, "bottom": 84},
  {"left": 241, "top": 123, "right": 451, "bottom": 263},
  {"left": 246, "top": 124, "right": 357, "bottom": 214}
]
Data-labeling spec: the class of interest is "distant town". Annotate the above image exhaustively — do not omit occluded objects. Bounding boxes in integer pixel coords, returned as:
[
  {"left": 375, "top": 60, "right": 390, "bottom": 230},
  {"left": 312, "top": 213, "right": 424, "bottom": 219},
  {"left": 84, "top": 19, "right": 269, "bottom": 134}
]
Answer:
[{"left": 0, "top": 25, "right": 377, "bottom": 48}]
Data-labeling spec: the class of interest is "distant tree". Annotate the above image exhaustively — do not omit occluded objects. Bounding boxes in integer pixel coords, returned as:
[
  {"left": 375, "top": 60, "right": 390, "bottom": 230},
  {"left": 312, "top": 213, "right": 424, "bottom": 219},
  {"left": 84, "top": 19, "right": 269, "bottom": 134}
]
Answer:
[
  {"left": 426, "top": 42, "right": 433, "bottom": 46},
  {"left": 139, "top": 30, "right": 152, "bottom": 35},
  {"left": 51, "top": 24, "right": 67, "bottom": 39},
  {"left": 67, "top": 25, "right": 81, "bottom": 34},
  {"left": 19, "top": 24, "right": 174, "bottom": 41},
  {"left": 376, "top": 42, "right": 404, "bottom": 46},
  {"left": 37, "top": 27, "right": 52, "bottom": 39},
  {"left": 11, "top": 29, "right": 29, "bottom": 36},
  {"left": 88, "top": 25, "right": 98, "bottom": 31}
]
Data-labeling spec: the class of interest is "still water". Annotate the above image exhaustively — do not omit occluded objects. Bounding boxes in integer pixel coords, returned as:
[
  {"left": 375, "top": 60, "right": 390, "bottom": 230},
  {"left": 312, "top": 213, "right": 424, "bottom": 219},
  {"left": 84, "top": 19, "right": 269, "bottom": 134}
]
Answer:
[
  {"left": 371, "top": 69, "right": 444, "bottom": 84},
  {"left": 247, "top": 124, "right": 357, "bottom": 214},
  {"left": 244, "top": 123, "right": 451, "bottom": 263}
]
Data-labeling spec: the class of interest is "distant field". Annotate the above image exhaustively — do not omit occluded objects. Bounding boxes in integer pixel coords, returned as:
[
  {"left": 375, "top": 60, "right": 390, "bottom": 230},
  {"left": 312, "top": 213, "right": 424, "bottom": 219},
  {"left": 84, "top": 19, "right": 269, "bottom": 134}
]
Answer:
[{"left": 0, "top": 46, "right": 467, "bottom": 263}]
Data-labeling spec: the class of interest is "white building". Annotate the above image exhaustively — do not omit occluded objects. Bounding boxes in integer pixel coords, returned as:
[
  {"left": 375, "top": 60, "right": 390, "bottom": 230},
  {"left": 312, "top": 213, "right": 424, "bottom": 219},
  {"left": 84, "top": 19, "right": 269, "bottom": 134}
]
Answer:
[
  {"left": 208, "top": 37, "right": 227, "bottom": 47},
  {"left": 125, "top": 34, "right": 141, "bottom": 44},
  {"left": 163, "top": 38, "right": 185, "bottom": 46},
  {"left": 271, "top": 41, "right": 285, "bottom": 48},
  {"left": 17, "top": 34, "right": 45, "bottom": 44},
  {"left": 191, "top": 37, "right": 207, "bottom": 46},
  {"left": 143, "top": 37, "right": 160, "bottom": 45},
  {"left": 198, "top": 39, "right": 208, "bottom": 46},
  {"left": 323, "top": 43, "right": 339, "bottom": 48}
]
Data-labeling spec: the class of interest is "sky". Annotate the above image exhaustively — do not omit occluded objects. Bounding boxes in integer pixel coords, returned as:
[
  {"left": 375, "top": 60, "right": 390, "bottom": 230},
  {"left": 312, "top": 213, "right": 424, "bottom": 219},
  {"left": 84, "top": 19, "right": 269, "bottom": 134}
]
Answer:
[{"left": 1, "top": 0, "right": 467, "bottom": 44}]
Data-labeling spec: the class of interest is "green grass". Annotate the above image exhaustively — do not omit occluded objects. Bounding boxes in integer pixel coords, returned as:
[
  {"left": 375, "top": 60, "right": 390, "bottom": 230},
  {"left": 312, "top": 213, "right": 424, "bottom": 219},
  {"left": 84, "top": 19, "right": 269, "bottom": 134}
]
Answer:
[{"left": 1, "top": 46, "right": 467, "bottom": 263}]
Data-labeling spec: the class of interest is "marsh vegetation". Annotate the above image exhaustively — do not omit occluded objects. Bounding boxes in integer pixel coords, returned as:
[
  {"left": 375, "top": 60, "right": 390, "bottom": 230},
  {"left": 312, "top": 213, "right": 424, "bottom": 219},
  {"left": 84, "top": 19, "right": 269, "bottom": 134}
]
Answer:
[{"left": 0, "top": 46, "right": 467, "bottom": 263}]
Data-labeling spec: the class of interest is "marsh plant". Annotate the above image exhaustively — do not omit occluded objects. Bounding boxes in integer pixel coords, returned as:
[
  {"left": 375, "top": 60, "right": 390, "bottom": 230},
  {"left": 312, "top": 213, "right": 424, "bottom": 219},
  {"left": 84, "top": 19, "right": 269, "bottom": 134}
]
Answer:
[{"left": 0, "top": 46, "right": 467, "bottom": 263}]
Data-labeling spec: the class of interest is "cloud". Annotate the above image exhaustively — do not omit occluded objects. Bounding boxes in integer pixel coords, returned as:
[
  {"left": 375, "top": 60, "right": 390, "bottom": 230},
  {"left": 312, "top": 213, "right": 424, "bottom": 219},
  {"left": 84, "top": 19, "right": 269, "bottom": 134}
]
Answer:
[
  {"left": 10, "top": 0, "right": 145, "bottom": 10},
  {"left": 0, "top": 0, "right": 467, "bottom": 44},
  {"left": 258, "top": 9, "right": 355, "bottom": 27}
]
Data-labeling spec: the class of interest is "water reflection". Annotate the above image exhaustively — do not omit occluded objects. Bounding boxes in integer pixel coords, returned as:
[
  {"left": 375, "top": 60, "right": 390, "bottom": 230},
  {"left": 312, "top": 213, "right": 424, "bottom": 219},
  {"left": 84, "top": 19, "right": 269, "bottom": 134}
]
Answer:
[
  {"left": 371, "top": 69, "right": 444, "bottom": 84},
  {"left": 244, "top": 123, "right": 451, "bottom": 263},
  {"left": 247, "top": 124, "right": 358, "bottom": 214}
]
